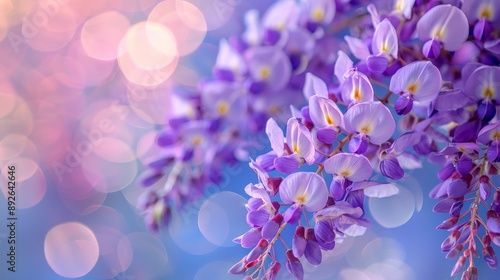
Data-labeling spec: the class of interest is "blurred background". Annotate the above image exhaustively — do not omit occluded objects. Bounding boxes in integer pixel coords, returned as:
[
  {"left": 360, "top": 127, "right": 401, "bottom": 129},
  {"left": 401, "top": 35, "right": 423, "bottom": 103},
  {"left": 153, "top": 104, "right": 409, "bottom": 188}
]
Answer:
[{"left": 0, "top": 0, "right": 496, "bottom": 279}]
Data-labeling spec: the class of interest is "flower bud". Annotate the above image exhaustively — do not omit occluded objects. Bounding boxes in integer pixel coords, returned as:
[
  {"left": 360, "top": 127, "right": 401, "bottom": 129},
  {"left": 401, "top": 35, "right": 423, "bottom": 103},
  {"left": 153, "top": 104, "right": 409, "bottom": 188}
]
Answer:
[
  {"left": 304, "top": 228, "right": 322, "bottom": 265},
  {"left": 483, "top": 246, "right": 498, "bottom": 269},
  {"left": 247, "top": 239, "right": 268, "bottom": 262},
  {"left": 285, "top": 249, "right": 304, "bottom": 280},
  {"left": 292, "top": 226, "right": 306, "bottom": 258},
  {"left": 450, "top": 256, "right": 466, "bottom": 276}
]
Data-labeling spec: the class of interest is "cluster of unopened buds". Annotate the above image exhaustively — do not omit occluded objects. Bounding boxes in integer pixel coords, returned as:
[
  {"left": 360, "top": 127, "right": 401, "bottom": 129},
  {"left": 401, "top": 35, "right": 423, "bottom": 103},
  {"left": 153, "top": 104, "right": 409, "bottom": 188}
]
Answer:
[{"left": 137, "top": 0, "right": 500, "bottom": 279}]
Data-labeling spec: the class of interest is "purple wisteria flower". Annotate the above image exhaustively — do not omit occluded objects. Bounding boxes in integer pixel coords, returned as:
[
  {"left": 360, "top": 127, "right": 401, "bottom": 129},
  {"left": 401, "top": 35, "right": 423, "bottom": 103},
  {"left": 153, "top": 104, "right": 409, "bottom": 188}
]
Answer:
[{"left": 137, "top": 0, "right": 500, "bottom": 279}]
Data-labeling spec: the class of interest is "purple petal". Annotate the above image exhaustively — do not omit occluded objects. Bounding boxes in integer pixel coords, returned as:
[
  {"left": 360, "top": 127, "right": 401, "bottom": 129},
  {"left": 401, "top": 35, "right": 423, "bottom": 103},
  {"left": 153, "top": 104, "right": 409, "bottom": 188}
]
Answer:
[
  {"left": 436, "top": 216, "right": 459, "bottom": 230},
  {"left": 422, "top": 38, "right": 441, "bottom": 59},
  {"left": 241, "top": 228, "right": 262, "bottom": 248},
  {"left": 446, "top": 244, "right": 463, "bottom": 259},
  {"left": 487, "top": 140, "right": 500, "bottom": 162},
  {"left": 247, "top": 209, "right": 270, "bottom": 227},
  {"left": 358, "top": 182, "right": 400, "bottom": 198},
  {"left": 286, "top": 117, "right": 316, "bottom": 164},
  {"left": 283, "top": 204, "right": 303, "bottom": 224},
  {"left": 334, "top": 50, "right": 353, "bottom": 83},
  {"left": 416, "top": 4, "right": 469, "bottom": 51},
  {"left": 274, "top": 155, "right": 300, "bottom": 174},
  {"left": 262, "top": 219, "right": 280, "bottom": 239},
  {"left": 266, "top": 118, "right": 285, "bottom": 156},
  {"left": 292, "top": 226, "right": 306, "bottom": 258},
  {"left": 380, "top": 156, "right": 404, "bottom": 180},
  {"left": 450, "top": 201, "right": 464, "bottom": 217},
  {"left": 480, "top": 176, "right": 491, "bottom": 200},
  {"left": 317, "top": 127, "right": 338, "bottom": 144},
  {"left": 453, "top": 121, "right": 480, "bottom": 142},
  {"left": 315, "top": 203, "right": 363, "bottom": 220},
  {"left": 348, "top": 134, "right": 368, "bottom": 154},
  {"left": 478, "top": 99, "right": 496, "bottom": 122},
  {"left": 456, "top": 154, "right": 472, "bottom": 176},
  {"left": 388, "top": 131, "right": 422, "bottom": 155},
  {"left": 434, "top": 89, "right": 474, "bottom": 111},
  {"left": 340, "top": 69, "right": 374, "bottom": 104},
  {"left": 450, "top": 256, "right": 467, "bottom": 277},
  {"left": 315, "top": 220, "right": 335, "bottom": 244},
  {"left": 394, "top": 94, "right": 413, "bottom": 115},
  {"left": 244, "top": 46, "right": 292, "bottom": 90},
  {"left": 324, "top": 153, "right": 372, "bottom": 182},
  {"left": 304, "top": 229, "right": 322, "bottom": 265},
  {"left": 446, "top": 179, "right": 468, "bottom": 199},
  {"left": 433, "top": 198, "right": 455, "bottom": 213},
  {"left": 308, "top": 95, "right": 343, "bottom": 128},
  {"left": 279, "top": 172, "right": 329, "bottom": 211},
  {"left": 304, "top": 73, "right": 328, "bottom": 99},
  {"left": 285, "top": 249, "right": 304, "bottom": 280},
  {"left": 473, "top": 18, "right": 492, "bottom": 41},
  {"left": 344, "top": 102, "right": 395, "bottom": 144},
  {"left": 247, "top": 239, "right": 268, "bottom": 262},
  {"left": 477, "top": 121, "right": 500, "bottom": 144},
  {"left": 371, "top": 18, "right": 398, "bottom": 59},
  {"left": 215, "top": 39, "right": 246, "bottom": 77},
  {"left": 228, "top": 257, "right": 247, "bottom": 274},
  {"left": 139, "top": 171, "right": 163, "bottom": 187},
  {"left": 366, "top": 54, "right": 389, "bottom": 73},
  {"left": 329, "top": 176, "right": 346, "bottom": 200},
  {"left": 344, "top": 35, "right": 370, "bottom": 60},
  {"left": 464, "top": 65, "right": 500, "bottom": 101},
  {"left": 487, "top": 211, "right": 500, "bottom": 233},
  {"left": 157, "top": 131, "right": 176, "bottom": 147},
  {"left": 389, "top": 61, "right": 442, "bottom": 104},
  {"left": 485, "top": 39, "right": 500, "bottom": 55},
  {"left": 441, "top": 230, "right": 460, "bottom": 252}
]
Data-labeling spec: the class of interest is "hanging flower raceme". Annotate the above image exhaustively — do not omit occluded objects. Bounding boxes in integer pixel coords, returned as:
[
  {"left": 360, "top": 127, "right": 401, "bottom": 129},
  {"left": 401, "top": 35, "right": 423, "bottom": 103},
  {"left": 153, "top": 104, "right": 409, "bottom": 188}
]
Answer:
[{"left": 135, "top": 0, "right": 500, "bottom": 279}]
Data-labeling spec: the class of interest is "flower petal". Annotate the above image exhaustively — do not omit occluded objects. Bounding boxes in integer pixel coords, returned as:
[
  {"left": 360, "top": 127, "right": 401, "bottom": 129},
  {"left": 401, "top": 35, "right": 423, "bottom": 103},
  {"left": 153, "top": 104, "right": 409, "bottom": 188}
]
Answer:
[
  {"left": 371, "top": 18, "right": 398, "bottom": 59},
  {"left": 304, "top": 72, "right": 329, "bottom": 99},
  {"left": 389, "top": 61, "right": 442, "bottom": 104},
  {"left": 266, "top": 118, "right": 284, "bottom": 156},
  {"left": 344, "top": 102, "right": 395, "bottom": 144},
  {"left": 279, "top": 172, "right": 328, "bottom": 211},
  {"left": 416, "top": 4, "right": 469, "bottom": 51},
  {"left": 324, "top": 153, "right": 372, "bottom": 182}
]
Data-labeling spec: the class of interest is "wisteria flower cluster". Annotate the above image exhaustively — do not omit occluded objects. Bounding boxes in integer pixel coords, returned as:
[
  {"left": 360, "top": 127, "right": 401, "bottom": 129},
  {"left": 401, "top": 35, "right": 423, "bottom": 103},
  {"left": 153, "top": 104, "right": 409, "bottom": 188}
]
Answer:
[{"left": 138, "top": 0, "right": 500, "bottom": 279}]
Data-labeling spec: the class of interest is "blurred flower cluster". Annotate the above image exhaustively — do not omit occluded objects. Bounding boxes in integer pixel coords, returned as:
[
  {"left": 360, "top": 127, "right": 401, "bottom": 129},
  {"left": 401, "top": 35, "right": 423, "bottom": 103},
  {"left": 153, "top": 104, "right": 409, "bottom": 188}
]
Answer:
[{"left": 139, "top": 0, "right": 500, "bottom": 279}]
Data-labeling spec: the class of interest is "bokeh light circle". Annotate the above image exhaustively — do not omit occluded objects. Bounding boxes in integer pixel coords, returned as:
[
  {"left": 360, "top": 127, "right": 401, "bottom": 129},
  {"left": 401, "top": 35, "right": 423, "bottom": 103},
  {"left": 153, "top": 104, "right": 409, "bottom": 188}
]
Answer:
[
  {"left": 119, "top": 232, "right": 168, "bottom": 280},
  {"left": 44, "top": 222, "right": 99, "bottom": 278},
  {"left": 148, "top": 0, "right": 207, "bottom": 56},
  {"left": 368, "top": 186, "right": 416, "bottom": 228},
  {"left": 194, "top": 261, "right": 240, "bottom": 280},
  {"left": 168, "top": 208, "right": 218, "bottom": 255},
  {"left": 198, "top": 191, "right": 248, "bottom": 247},
  {"left": 81, "top": 11, "right": 130, "bottom": 61}
]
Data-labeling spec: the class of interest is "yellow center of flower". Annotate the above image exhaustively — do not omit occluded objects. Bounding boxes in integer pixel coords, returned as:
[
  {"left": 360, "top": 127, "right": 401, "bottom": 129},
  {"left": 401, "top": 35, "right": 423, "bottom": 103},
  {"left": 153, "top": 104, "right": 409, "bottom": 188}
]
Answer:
[
  {"left": 259, "top": 66, "right": 271, "bottom": 80},
  {"left": 340, "top": 170, "right": 351, "bottom": 177},
  {"left": 479, "top": 5, "right": 493, "bottom": 20},
  {"left": 296, "top": 194, "right": 306, "bottom": 204},
  {"left": 293, "top": 143, "right": 300, "bottom": 154},
  {"left": 360, "top": 124, "right": 372, "bottom": 134},
  {"left": 353, "top": 88, "right": 361, "bottom": 100},
  {"left": 216, "top": 100, "right": 229, "bottom": 115},
  {"left": 192, "top": 135, "right": 203, "bottom": 146},
  {"left": 407, "top": 82, "right": 419, "bottom": 94},
  {"left": 395, "top": 0, "right": 403, "bottom": 12},
  {"left": 325, "top": 114, "right": 335, "bottom": 125},
  {"left": 312, "top": 8, "right": 324, "bottom": 22},
  {"left": 432, "top": 26, "right": 444, "bottom": 39},
  {"left": 483, "top": 86, "right": 495, "bottom": 99},
  {"left": 492, "top": 131, "right": 500, "bottom": 140}
]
